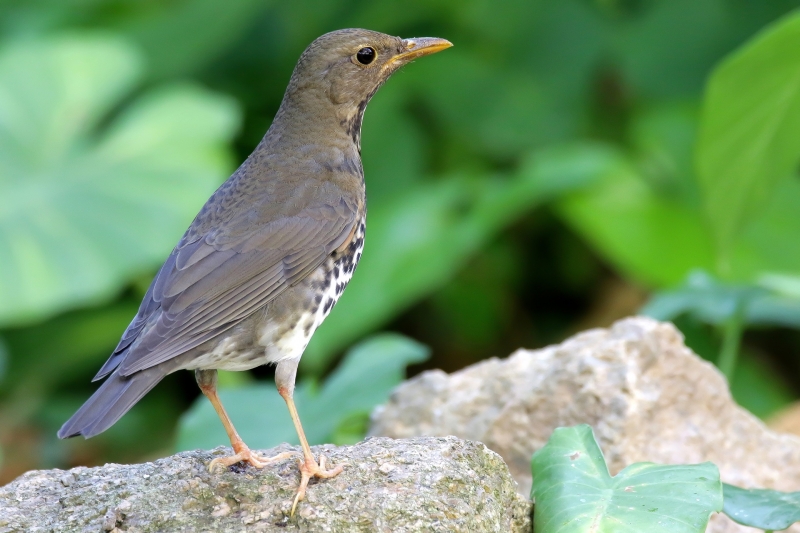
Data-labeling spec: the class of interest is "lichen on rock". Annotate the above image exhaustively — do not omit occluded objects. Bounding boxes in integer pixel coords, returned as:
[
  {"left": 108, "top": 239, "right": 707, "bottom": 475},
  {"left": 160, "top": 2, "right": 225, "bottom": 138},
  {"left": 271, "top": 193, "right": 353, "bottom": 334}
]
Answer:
[{"left": 0, "top": 436, "right": 531, "bottom": 533}]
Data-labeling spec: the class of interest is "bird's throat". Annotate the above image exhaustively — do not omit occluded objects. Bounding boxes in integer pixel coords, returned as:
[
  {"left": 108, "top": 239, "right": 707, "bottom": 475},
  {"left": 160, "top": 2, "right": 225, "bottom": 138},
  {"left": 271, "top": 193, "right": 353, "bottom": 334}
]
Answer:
[{"left": 341, "top": 98, "right": 369, "bottom": 151}]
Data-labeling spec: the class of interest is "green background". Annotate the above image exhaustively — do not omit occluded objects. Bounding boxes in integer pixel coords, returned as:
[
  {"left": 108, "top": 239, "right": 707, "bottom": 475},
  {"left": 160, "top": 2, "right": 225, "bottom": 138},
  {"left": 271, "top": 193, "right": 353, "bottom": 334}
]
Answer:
[{"left": 2, "top": 0, "right": 800, "bottom": 483}]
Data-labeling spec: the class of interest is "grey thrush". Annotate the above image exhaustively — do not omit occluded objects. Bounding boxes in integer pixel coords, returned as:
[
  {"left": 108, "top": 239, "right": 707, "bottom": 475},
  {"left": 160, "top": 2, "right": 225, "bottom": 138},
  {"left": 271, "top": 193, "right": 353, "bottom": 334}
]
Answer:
[{"left": 58, "top": 28, "right": 452, "bottom": 512}]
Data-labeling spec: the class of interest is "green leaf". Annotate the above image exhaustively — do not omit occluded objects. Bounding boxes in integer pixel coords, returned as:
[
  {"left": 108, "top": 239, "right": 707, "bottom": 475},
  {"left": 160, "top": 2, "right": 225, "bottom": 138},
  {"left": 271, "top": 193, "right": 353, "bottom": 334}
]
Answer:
[
  {"left": 732, "top": 178, "right": 800, "bottom": 280},
  {"left": 563, "top": 102, "right": 800, "bottom": 287},
  {"left": 759, "top": 272, "right": 800, "bottom": 298},
  {"left": 723, "top": 483, "right": 800, "bottom": 530},
  {"left": 696, "top": 9, "right": 800, "bottom": 261},
  {"left": 531, "top": 425, "right": 722, "bottom": 533},
  {"left": 175, "top": 333, "right": 429, "bottom": 452},
  {"left": 644, "top": 270, "right": 800, "bottom": 329},
  {"left": 557, "top": 153, "right": 716, "bottom": 288},
  {"left": 628, "top": 103, "right": 700, "bottom": 206},
  {"left": 302, "top": 142, "right": 609, "bottom": 374},
  {"left": 642, "top": 270, "right": 762, "bottom": 325},
  {"left": 0, "top": 35, "right": 240, "bottom": 326}
]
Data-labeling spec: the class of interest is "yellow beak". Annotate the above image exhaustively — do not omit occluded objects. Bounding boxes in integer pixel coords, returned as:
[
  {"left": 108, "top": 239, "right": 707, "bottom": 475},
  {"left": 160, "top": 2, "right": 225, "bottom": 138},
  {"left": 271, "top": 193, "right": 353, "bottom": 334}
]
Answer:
[{"left": 392, "top": 37, "right": 453, "bottom": 63}]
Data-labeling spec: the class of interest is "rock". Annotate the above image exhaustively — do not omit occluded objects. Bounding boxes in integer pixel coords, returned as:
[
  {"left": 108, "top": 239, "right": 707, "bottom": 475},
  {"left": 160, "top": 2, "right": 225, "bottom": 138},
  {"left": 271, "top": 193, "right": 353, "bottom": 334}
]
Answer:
[
  {"left": 370, "top": 317, "right": 800, "bottom": 533},
  {"left": 0, "top": 437, "right": 531, "bottom": 533}
]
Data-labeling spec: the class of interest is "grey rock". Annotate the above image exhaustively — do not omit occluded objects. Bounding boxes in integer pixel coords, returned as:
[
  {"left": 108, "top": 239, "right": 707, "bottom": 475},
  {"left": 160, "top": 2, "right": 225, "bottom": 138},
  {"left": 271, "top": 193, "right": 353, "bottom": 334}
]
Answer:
[
  {"left": 0, "top": 437, "right": 531, "bottom": 533},
  {"left": 370, "top": 317, "right": 800, "bottom": 533}
]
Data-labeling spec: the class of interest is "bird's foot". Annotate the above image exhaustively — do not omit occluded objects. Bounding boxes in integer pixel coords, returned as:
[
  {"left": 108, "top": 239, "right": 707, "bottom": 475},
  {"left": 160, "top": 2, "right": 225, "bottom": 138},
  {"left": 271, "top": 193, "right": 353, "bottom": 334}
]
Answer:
[
  {"left": 290, "top": 454, "right": 344, "bottom": 516},
  {"left": 209, "top": 444, "right": 294, "bottom": 473}
]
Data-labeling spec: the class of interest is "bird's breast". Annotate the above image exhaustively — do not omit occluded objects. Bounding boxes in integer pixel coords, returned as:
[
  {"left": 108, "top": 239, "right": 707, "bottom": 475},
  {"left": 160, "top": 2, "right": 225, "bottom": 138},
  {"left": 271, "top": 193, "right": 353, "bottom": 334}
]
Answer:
[{"left": 255, "top": 213, "right": 366, "bottom": 364}]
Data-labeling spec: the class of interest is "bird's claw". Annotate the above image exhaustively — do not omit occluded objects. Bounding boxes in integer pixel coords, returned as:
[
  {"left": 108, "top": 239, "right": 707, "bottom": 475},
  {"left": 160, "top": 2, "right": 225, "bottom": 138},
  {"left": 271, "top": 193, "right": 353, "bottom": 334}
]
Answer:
[
  {"left": 290, "top": 454, "right": 344, "bottom": 516},
  {"left": 208, "top": 446, "right": 294, "bottom": 473}
]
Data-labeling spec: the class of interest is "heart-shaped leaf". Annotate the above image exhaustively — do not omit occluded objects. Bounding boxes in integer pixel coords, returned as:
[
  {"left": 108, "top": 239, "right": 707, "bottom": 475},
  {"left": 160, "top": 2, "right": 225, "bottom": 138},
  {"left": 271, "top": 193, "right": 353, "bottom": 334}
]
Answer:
[
  {"left": 0, "top": 34, "right": 240, "bottom": 327},
  {"left": 531, "top": 425, "right": 722, "bottom": 533}
]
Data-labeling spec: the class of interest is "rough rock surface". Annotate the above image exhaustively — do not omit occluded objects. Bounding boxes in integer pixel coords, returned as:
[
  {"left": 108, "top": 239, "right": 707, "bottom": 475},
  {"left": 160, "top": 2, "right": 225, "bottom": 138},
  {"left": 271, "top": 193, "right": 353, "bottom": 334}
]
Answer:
[
  {"left": 370, "top": 317, "right": 800, "bottom": 533},
  {"left": 0, "top": 436, "right": 531, "bottom": 533}
]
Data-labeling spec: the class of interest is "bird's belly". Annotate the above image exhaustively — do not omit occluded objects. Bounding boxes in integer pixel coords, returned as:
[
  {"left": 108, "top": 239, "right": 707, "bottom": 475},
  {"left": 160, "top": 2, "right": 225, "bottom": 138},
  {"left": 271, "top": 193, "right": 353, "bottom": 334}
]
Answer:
[
  {"left": 190, "top": 216, "right": 365, "bottom": 371},
  {"left": 189, "top": 334, "right": 264, "bottom": 371},
  {"left": 257, "top": 216, "right": 365, "bottom": 363}
]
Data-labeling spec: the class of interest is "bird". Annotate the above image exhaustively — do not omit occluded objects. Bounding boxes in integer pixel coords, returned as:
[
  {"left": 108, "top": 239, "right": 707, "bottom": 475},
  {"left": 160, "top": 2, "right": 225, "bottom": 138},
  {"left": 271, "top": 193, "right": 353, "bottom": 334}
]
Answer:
[{"left": 57, "top": 28, "right": 451, "bottom": 513}]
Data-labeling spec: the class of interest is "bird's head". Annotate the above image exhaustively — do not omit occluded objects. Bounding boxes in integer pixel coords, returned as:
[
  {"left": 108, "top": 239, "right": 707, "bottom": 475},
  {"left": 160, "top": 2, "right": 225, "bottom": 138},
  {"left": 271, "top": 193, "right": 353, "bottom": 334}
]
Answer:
[{"left": 277, "top": 28, "right": 452, "bottom": 146}]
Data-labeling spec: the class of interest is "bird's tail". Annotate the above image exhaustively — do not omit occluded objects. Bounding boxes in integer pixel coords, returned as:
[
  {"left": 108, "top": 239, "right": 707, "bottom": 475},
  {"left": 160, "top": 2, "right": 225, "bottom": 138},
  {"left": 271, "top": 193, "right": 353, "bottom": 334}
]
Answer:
[{"left": 58, "top": 366, "right": 167, "bottom": 439}]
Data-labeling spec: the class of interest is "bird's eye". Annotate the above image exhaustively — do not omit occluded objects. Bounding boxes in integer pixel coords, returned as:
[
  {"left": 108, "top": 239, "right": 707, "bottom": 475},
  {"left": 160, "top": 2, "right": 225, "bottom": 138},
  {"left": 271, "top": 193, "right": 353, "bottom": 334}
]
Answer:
[{"left": 356, "top": 47, "right": 376, "bottom": 65}]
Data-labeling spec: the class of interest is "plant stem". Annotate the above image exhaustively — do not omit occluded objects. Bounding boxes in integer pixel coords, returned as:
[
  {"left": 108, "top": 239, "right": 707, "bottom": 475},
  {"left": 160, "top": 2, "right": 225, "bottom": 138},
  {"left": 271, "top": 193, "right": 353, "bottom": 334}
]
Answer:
[{"left": 717, "top": 302, "right": 745, "bottom": 379}]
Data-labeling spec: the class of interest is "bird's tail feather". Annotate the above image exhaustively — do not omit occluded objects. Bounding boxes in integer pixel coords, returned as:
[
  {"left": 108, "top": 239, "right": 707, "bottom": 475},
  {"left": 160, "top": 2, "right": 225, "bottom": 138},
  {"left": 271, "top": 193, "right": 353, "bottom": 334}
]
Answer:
[{"left": 58, "top": 366, "right": 167, "bottom": 439}]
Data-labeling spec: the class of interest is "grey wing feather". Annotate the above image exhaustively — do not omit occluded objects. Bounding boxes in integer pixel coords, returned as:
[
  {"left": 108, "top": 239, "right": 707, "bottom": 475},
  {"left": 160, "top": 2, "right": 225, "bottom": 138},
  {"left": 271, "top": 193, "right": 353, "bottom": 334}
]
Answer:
[{"left": 93, "top": 195, "right": 358, "bottom": 381}]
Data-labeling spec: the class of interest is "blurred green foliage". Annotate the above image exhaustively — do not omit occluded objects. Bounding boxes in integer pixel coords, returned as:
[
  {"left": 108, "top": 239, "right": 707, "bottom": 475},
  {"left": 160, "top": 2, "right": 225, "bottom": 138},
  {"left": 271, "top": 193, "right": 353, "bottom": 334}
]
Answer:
[
  {"left": 177, "top": 334, "right": 429, "bottom": 451},
  {"left": 1, "top": 0, "right": 800, "bottom": 481},
  {"left": 0, "top": 34, "right": 239, "bottom": 326}
]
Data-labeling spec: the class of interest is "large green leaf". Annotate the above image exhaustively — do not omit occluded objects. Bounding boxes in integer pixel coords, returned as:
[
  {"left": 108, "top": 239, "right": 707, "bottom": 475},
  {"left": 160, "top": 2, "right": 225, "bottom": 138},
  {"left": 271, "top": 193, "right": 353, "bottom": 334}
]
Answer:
[
  {"left": 302, "top": 143, "right": 612, "bottom": 374},
  {"left": 732, "top": 178, "right": 800, "bottom": 280},
  {"left": 723, "top": 483, "right": 800, "bottom": 530},
  {"left": 628, "top": 103, "right": 700, "bottom": 206},
  {"left": 696, "top": 9, "right": 800, "bottom": 261},
  {"left": 175, "top": 333, "right": 429, "bottom": 452},
  {"left": 0, "top": 35, "right": 240, "bottom": 326},
  {"left": 531, "top": 425, "right": 722, "bottom": 533},
  {"left": 559, "top": 151, "right": 800, "bottom": 288},
  {"left": 560, "top": 95, "right": 800, "bottom": 287},
  {"left": 557, "top": 152, "right": 716, "bottom": 288}
]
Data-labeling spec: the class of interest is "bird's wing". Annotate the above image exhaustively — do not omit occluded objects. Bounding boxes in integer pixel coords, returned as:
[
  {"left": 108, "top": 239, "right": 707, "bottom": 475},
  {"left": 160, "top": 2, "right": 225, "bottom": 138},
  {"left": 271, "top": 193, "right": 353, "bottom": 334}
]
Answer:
[{"left": 94, "top": 193, "right": 358, "bottom": 379}]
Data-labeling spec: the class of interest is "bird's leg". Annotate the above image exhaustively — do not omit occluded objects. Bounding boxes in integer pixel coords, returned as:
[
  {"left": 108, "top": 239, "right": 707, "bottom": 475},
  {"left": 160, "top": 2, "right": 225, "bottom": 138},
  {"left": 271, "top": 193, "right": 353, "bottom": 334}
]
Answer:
[
  {"left": 275, "top": 360, "right": 343, "bottom": 516},
  {"left": 196, "top": 369, "right": 294, "bottom": 472}
]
